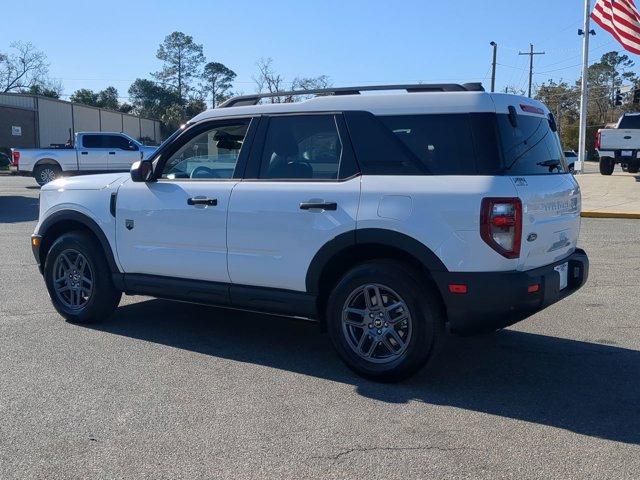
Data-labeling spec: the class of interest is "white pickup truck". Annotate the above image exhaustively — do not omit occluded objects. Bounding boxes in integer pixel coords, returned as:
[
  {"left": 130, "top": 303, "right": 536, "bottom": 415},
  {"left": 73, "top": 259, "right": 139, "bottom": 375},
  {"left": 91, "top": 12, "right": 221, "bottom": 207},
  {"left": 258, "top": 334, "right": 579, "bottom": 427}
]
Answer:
[
  {"left": 11, "top": 132, "right": 157, "bottom": 185},
  {"left": 595, "top": 113, "right": 640, "bottom": 175}
]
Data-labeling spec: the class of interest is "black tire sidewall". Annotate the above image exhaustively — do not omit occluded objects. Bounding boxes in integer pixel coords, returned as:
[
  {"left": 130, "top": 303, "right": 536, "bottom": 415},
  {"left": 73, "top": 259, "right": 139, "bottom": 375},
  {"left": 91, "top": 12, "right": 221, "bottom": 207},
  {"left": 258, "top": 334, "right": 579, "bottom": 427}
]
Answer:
[
  {"left": 599, "top": 157, "right": 614, "bottom": 175},
  {"left": 326, "top": 261, "right": 442, "bottom": 381},
  {"left": 34, "top": 164, "right": 61, "bottom": 186},
  {"left": 44, "top": 232, "right": 120, "bottom": 323}
]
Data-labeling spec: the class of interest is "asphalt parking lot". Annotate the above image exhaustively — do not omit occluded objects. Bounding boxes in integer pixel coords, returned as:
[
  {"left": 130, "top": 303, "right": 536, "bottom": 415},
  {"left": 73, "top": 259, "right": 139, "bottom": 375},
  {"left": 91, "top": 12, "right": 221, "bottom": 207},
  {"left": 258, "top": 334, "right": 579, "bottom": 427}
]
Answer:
[{"left": 1, "top": 174, "right": 639, "bottom": 479}]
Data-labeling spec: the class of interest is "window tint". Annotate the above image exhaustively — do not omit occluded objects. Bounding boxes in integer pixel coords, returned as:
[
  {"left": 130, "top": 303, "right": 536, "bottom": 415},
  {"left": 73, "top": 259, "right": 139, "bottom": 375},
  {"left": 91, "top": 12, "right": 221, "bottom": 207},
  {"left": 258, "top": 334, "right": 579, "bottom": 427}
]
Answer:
[
  {"left": 259, "top": 115, "right": 342, "bottom": 180},
  {"left": 618, "top": 115, "right": 640, "bottom": 129},
  {"left": 103, "top": 135, "right": 132, "bottom": 150},
  {"left": 497, "top": 114, "right": 566, "bottom": 175},
  {"left": 161, "top": 121, "right": 249, "bottom": 180},
  {"left": 378, "top": 114, "right": 479, "bottom": 174},
  {"left": 82, "top": 134, "right": 133, "bottom": 150},
  {"left": 82, "top": 135, "right": 102, "bottom": 148}
]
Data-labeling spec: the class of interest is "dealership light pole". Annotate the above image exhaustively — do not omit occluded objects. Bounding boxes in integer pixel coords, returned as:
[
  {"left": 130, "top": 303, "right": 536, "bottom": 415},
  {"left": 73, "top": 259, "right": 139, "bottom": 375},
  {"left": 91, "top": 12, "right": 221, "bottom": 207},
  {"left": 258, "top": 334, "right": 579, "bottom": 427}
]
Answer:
[{"left": 490, "top": 41, "right": 498, "bottom": 93}]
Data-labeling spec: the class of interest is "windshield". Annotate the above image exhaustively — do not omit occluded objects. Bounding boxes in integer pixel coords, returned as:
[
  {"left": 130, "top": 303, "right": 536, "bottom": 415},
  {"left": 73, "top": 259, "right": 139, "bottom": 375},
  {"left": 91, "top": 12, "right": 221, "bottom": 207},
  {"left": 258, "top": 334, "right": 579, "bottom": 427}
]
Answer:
[{"left": 497, "top": 114, "right": 567, "bottom": 175}]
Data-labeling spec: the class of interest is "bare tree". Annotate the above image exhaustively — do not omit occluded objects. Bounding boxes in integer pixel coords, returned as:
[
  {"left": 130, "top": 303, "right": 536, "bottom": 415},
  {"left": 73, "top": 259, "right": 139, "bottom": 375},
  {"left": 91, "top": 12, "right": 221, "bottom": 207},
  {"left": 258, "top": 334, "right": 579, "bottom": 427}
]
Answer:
[
  {"left": 253, "top": 58, "right": 331, "bottom": 103},
  {"left": 288, "top": 75, "right": 331, "bottom": 101},
  {"left": 0, "top": 42, "right": 49, "bottom": 93},
  {"left": 253, "top": 58, "right": 285, "bottom": 102}
]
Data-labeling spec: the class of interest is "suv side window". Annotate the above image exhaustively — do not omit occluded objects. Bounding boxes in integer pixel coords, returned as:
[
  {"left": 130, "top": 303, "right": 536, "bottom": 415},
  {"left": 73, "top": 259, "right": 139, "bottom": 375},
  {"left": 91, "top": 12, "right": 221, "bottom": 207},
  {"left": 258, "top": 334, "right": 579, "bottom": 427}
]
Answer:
[
  {"left": 160, "top": 120, "right": 250, "bottom": 180},
  {"left": 259, "top": 115, "right": 343, "bottom": 180}
]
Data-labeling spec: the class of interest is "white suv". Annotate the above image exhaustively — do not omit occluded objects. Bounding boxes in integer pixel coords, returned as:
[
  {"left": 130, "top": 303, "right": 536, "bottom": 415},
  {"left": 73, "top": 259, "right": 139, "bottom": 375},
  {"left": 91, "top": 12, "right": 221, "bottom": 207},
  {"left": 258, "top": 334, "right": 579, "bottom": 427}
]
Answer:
[{"left": 31, "top": 83, "right": 589, "bottom": 381}]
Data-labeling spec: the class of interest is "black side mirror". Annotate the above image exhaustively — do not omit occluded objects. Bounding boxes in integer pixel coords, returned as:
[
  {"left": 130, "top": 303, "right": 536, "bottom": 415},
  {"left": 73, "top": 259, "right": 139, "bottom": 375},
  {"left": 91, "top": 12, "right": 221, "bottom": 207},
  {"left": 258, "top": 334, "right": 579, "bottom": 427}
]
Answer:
[
  {"left": 128, "top": 141, "right": 139, "bottom": 151},
  {"left": 131, "top": 160, "right": 153, "bottom": 182}
]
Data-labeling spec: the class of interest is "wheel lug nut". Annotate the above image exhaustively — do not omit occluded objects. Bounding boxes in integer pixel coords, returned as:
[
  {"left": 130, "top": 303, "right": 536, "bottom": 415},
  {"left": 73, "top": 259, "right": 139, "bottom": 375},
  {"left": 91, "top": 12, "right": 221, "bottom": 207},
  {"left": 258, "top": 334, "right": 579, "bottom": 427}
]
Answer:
[
  {"left": 368, "top": 324, "right": 373, "bottom": 328},
  {"left": 384, "top": 323, "right": 388, "bottom": 327},
  {"left": 377, "top": 329, "right": 382, "bottom": 334}
]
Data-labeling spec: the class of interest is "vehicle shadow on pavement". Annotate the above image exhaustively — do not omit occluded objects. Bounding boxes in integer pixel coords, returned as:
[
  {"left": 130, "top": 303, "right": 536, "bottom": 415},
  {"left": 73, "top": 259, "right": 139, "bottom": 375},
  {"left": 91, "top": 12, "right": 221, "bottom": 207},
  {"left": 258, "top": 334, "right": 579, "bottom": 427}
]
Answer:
[
  {"left": 96, "top": 298, "right": 640, "bottom": 445},
  {"left": 0, "top": 195, "right": 39, "bottom": 223}
]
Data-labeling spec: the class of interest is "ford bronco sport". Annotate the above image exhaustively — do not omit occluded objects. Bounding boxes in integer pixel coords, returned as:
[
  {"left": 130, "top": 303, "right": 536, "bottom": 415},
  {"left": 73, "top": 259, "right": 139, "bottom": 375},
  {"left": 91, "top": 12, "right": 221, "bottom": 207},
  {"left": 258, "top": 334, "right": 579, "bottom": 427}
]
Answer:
[{"left": 31, "top": 83, "right": 589, "bottom": 381}]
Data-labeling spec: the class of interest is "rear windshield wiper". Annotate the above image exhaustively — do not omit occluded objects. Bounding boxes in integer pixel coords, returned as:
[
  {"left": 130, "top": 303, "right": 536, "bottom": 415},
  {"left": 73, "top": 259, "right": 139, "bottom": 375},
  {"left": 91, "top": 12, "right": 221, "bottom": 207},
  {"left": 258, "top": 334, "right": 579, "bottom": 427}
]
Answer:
[{"left": 536, "top": 159, "right": 562, "bottom": 172}]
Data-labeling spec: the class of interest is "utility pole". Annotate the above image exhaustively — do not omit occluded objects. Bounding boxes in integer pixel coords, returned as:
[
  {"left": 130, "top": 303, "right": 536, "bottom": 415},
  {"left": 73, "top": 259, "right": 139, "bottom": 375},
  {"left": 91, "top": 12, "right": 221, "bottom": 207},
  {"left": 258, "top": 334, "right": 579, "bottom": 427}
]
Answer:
[
  {"left": 577, "top": 0, "right": 595, "bottom": 174},
  {"left": 490, "top": 41, "right": 498, "bottom": 92},
  {"left": 519, "top": 44, "right": 545, "bottom": 98}
]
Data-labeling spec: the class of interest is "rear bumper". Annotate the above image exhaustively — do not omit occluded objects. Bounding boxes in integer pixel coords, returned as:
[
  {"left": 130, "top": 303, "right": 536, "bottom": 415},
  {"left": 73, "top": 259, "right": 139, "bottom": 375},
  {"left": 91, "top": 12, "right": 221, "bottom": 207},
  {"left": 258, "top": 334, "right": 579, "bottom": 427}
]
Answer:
[{"left": 432, "top": 248, "right": 589, "bottom": 334}]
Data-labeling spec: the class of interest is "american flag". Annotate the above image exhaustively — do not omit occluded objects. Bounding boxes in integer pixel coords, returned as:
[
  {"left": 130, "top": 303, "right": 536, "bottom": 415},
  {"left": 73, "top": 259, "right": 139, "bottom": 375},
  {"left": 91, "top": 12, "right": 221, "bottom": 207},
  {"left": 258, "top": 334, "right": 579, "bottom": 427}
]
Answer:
[{"left": 591, "top": 0, "right": 640, "bottom": 54}]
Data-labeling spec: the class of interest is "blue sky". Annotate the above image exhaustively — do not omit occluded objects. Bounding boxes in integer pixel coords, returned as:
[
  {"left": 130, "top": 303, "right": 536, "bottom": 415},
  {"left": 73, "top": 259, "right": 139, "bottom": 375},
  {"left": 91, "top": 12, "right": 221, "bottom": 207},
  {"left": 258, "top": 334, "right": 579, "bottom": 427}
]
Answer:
[{"left": 2, "top": 0, "right": 633, "bottom": 100}]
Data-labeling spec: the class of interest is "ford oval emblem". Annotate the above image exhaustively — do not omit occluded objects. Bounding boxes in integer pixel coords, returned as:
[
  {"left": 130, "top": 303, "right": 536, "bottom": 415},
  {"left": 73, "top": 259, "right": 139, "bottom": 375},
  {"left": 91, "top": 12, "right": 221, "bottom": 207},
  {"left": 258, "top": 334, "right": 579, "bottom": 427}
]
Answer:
[{"left": 527, "top": 233, "right": 537, "bottom": 242}]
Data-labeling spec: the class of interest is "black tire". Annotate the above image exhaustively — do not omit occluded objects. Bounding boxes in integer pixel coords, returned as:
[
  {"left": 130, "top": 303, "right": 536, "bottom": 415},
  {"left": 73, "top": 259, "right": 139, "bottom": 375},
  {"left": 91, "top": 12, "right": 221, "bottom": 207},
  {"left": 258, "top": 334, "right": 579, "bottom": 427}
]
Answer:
[
  {"left": 44, "top": 231, "right": 121, "bottom": 324},
  {"left": 628, "top": 165, "right": 639, "bottom": 174},
  {"left": 34, "top": 163, "right": 61, "bottom": 186},
  {"left": 326, "top": 260, "right": 445, "bottom": 382},
  {"left": 599, "top": 157, "right": 615, "bottom": 175}
]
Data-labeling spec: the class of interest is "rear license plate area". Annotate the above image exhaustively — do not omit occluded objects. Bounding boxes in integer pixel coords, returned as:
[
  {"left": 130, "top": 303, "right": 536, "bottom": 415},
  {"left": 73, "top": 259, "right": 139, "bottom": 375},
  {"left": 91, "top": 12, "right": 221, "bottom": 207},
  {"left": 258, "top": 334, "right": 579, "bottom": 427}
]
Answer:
[{"left": 554, "top": 262, "right": 568, "bottom": 290}]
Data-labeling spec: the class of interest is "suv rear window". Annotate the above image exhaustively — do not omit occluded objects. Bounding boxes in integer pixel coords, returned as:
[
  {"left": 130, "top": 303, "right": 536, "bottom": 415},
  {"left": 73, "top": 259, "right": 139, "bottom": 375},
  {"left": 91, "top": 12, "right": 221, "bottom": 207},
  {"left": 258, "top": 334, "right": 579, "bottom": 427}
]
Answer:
[
  {"left": 497, "top": 114, "right": 566, "bottom": 175},
  {"left": 618, "top": 115, "right": 640, "bottom": 129}
]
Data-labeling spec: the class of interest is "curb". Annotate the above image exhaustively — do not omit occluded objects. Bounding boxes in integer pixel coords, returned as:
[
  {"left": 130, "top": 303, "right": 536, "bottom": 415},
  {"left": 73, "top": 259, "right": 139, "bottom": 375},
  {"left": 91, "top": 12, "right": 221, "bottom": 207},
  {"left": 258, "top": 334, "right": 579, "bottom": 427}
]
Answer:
[{"left": 581, "top": 211, "right": 640, "bottom": 219}]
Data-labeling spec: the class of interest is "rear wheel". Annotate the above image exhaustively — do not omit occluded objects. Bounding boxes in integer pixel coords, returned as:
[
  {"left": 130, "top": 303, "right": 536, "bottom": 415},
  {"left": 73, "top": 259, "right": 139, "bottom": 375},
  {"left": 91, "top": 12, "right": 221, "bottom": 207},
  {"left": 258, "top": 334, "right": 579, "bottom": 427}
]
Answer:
[
  {"left": 44, "top": 231, "right": 121, "bottom": 324},
  {"left": 326, "top": 261, "right": 445, "bottom": 382},
  {"left": 599, "top": 157, "right": 615, "bottom": 175},
  {"left": 34, "top": 164, "right": 61, "bottom": 186},
  {"left": 628, "top": 164, "right": 639, "bottom": 174}
]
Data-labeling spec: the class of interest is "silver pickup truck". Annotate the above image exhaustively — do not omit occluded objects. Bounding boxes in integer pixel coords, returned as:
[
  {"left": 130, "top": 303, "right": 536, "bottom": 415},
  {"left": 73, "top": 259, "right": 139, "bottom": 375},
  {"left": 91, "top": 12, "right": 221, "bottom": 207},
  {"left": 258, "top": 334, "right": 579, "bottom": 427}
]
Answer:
[
  {"left": 12, "top": 132, "right": 157, "bottom": 185},
  {"left": 595, "top": 113, "right": 640, "bottom": 175}
]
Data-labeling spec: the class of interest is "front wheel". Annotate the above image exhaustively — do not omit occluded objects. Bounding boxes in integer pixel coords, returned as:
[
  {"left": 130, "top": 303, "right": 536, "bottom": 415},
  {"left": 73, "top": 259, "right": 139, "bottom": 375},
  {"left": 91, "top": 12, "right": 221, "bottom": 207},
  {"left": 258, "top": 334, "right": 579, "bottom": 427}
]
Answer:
[
  {"left": 599, "top": 157, "right": 615, "bottom": 175},
  {"left": 34, "top": 164, "right": 61, "bottom": 186},
  {"left": 44, "top": 231, "right": 121, "bottom": 324},
  {"left": 326, "top": 261, "right": 445, "bottom": 382}
]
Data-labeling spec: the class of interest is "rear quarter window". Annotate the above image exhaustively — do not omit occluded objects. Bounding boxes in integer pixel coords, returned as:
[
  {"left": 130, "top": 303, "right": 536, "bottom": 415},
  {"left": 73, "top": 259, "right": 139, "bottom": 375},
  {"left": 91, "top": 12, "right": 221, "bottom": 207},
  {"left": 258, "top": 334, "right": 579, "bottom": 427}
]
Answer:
[
  {"left": 344, "top": 111, "right": 502, "bottom": 176},
  {"left": 378, "top": 114, "right": 479, "bottom": 175}
]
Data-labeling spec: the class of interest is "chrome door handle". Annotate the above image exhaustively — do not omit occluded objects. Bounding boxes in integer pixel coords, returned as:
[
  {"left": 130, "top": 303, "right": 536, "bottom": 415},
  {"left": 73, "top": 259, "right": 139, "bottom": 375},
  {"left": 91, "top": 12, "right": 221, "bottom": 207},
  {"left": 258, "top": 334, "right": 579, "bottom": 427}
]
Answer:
[
  {"left": 187, "top": 197, "right": 218, "bottom": 206},
  {"left": 300, "top": 202, "right": 337, "bottom": 211}
]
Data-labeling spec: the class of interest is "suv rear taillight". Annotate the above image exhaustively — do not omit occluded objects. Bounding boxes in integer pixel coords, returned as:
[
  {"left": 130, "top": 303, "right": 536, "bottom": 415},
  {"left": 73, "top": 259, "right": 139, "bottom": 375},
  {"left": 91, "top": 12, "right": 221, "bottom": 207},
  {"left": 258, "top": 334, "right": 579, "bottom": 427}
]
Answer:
[
  {"left": 480, "top": 197, "right": 522, "bottom": 259},
  {"left": 11, "top": 150, "right": 20, "bottom": 166},
  {"left": 595, "top": 130, "right": 601, "bottom": 150}
]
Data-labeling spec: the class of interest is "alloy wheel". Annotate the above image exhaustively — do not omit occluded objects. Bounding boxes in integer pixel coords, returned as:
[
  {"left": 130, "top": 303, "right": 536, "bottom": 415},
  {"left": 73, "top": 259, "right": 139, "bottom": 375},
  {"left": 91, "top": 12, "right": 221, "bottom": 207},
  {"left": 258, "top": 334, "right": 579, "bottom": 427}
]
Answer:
[
  {"left": 341, "top": 283, "right": 413, "bottom": 364},
  {"left": 52, "top": 249, "right": 94, "bottom": 310}
]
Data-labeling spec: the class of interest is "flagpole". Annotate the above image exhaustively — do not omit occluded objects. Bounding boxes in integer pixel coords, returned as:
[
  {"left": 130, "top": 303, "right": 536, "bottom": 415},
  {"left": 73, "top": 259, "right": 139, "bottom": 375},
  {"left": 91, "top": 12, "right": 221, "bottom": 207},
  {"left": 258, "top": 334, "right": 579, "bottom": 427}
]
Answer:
[{"left": 577, "top": 0, "right": 592, "bottom": 174}]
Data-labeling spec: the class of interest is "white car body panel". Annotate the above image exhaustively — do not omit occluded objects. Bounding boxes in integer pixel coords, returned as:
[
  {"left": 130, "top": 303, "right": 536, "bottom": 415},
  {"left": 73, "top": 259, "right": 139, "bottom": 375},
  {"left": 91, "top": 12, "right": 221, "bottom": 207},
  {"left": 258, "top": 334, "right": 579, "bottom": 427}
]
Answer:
[
  {"left": 227, "top": 178, "right": 361, "bottom": 291},
  {"left": 37, "top": 173, "right": 128, "bottom": 271},
  {"left": 358, "top": 175, "right": 520, "bottom": 272},
  {"left": 115, "top": 180, "right": 235, "bottom": 283}
]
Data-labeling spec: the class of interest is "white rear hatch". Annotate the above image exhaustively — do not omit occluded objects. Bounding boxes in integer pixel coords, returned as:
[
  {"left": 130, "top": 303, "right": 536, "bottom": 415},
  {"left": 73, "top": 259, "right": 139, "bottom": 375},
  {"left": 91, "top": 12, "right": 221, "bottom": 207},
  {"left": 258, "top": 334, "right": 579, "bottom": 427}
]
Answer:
[
  {"left": 512, "top": 175, "right": 580, "bottom": 270},
  {"left": 491, "top": 95, "right": 581, "bottom": 271}
]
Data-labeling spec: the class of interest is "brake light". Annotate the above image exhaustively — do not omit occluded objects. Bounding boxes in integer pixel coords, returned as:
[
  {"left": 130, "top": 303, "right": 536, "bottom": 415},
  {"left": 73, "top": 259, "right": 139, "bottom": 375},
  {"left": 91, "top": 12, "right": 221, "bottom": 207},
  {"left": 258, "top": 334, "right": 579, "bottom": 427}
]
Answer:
[
  {"left": 595, "top": 130, "right": 601, "bottom": 150},
  {"left": 11, "top": 150, "right": 20, "bottom": 166},
  {"left": 480, "top": 197, "right": 522, "bottom": 259}
]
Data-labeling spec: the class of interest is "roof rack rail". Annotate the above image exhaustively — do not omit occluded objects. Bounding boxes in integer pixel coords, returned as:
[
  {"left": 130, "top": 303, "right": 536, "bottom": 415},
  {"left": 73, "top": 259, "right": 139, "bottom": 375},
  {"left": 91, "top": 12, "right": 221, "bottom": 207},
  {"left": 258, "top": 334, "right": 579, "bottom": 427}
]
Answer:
[{"left": 218, "top": 82, "right": 485, "bottom": 108}]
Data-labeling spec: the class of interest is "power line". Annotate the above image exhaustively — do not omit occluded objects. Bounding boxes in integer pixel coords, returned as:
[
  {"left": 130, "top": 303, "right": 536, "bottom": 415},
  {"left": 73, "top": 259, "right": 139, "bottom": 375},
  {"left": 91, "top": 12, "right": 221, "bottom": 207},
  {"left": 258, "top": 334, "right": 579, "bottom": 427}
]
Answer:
[{"left": 519, "top": 44, "right": 546, "bottom": 98}]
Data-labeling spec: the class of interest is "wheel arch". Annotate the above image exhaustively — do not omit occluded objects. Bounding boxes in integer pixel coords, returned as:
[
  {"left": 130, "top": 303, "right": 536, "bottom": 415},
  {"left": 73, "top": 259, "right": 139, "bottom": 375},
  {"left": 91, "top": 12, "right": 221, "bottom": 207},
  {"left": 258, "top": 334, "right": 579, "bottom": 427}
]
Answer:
[
  {"left": 34, "top": 158, "right": 61, "bottom": 168},
  {"left": 37, "top": 210, "right": 118, "bottom": 274},
  {"left": 307, "top": 229, "right": 449, "bottom": 324}
]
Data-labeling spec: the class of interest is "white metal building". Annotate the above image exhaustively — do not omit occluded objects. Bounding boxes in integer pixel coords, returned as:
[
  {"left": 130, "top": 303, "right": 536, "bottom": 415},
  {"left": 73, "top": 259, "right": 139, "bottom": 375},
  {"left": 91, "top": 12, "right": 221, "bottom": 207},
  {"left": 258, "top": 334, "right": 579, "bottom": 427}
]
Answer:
[{"left": 0, "top": 92, "right": 161, "bottom": 150}]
